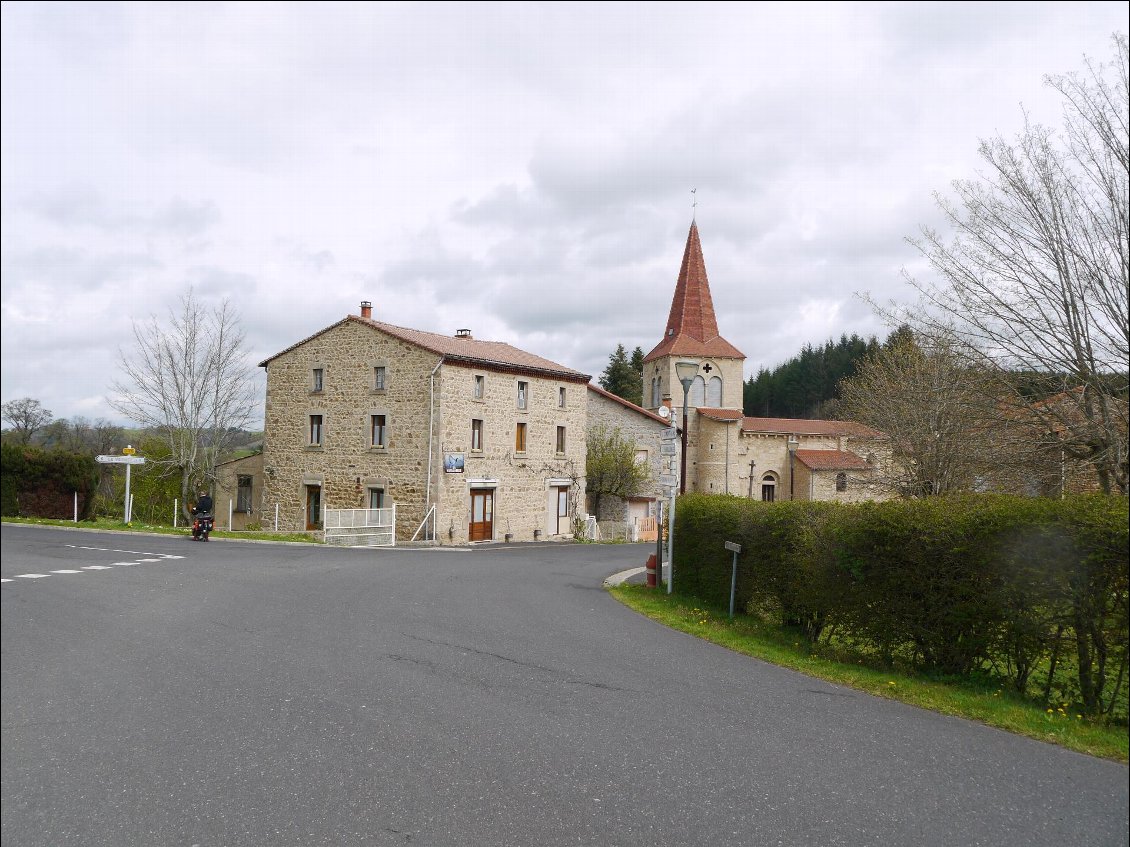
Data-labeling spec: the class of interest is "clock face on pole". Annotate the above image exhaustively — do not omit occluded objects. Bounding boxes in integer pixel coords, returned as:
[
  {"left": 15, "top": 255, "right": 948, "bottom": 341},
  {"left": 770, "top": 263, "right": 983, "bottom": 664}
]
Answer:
[{"left": 657, "top": 406, "right": 670, "bottom": 419}]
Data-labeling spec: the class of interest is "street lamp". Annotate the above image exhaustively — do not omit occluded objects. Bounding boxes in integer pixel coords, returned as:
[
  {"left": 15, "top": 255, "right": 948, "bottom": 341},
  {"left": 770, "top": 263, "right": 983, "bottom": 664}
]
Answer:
[
  {"left": 787, "top": 436, "right": 800, "bottom": 500},
  {"left": 675, "top": 361, "right": 700, "bottom": 495}
]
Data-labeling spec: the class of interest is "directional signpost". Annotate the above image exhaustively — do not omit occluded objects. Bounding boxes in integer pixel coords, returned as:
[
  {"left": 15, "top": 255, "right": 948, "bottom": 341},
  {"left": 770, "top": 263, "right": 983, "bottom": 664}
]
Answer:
[
  {"left": 95, "top": 447, "right": 146, "bottom": 523},
  {"left": 725, "top": 540, "right": 742, "bottom": 618},
  {"left": 661, "top": 426, "right": 679, "bottom": 593}
]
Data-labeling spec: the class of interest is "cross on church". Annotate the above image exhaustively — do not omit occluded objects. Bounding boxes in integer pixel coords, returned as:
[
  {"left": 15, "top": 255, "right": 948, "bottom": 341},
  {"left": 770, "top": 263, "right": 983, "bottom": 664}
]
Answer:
[{"left": 702, "top": 363, "right": 713, "bottom": 373}]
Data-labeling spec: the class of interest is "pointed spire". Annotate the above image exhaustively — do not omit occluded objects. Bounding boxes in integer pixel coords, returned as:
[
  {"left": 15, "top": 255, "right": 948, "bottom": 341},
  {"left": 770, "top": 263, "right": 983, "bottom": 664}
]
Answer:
[{"left": 643, "top": 222, "right": 744, "bottom": 362}]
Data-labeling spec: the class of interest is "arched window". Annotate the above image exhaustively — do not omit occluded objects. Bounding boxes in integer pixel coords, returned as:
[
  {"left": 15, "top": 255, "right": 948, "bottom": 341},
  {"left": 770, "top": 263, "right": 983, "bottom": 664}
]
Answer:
[
  {"left": 836, "top": 472, "right": 848, "bottom": 492},
  {"left": 706, "top": 375, "right": 723, "bottom": 407},
  {"left": 761, "top": 472, "right": 778, "bottom": 502},
  {"left": 689, "top": 375, "right": 705, "bottom": 406}
]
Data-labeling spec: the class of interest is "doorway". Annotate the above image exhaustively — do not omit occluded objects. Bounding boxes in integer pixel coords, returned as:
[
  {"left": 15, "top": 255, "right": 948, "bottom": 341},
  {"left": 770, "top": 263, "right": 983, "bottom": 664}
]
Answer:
[
  {"left": 305, "top": 485, "right": 322, "bottom": 530},
  {"left": 555, "top": 486, "right": 570, "bottom": 536},
  {"left": 469, "top": 488, "right": 494, "bottom": 541}
]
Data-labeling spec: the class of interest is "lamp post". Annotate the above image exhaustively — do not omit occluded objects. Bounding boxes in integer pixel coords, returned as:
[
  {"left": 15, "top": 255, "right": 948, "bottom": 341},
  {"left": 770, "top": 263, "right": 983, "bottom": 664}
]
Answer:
[
  {"left": 675, "top": 361, "right": 700, "bottom": 495},
  {"left": 787, "top": 436, "right": 800, "bottom": 500}
]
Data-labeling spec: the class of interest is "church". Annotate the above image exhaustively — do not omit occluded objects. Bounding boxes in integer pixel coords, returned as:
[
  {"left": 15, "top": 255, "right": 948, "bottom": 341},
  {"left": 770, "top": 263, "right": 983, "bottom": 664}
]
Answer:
[{"left": 639, "top": 222, "right": 889, "bottom": 503}]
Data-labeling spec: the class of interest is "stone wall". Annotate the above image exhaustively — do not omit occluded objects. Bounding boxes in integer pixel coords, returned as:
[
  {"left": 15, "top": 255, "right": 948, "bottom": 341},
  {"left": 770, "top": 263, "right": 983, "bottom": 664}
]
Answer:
[
  {"left": 585, "top": 387, "right": 669, "bottom": 520},
  {"left": 433, "top": 363, "right": 588, "bottom": 543}
]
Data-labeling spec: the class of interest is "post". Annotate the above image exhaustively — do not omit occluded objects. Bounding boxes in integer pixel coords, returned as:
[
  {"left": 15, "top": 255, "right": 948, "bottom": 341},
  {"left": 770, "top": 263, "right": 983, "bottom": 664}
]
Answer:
[
  {"left": 174, "top": 498, "right": 178, "bottom": 528},
  {"left": 725, "top": 541, "right": 742, "bottom": 618},
  {"left": 667, "top": 488, "right": 677, "bottom": 594},
  {"left": 274, "top": 502, "right": 279, "bottom": 531},
  {"left": 229, "top": 499, "right": 234, "bottom": 531},
  {"left": 654, "top": 500, "right": 663, "bottom": 586},
  {"left": 675, "top": 361, "right": 700, "bottom": 496},
  {"left": 124, "top": 462, "right": 132, "bottom": 523},
  {"left": 128, "top": 494, "right": 134, "bottom": 524},
  {"left": 73, "top": 492, "right": 78, "bottom": 522}
]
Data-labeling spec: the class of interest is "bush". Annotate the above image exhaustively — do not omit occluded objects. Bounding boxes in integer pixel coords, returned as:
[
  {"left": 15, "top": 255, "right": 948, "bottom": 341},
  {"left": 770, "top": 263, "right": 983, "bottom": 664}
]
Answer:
[
  {"left": 671, "top": 493, "right": 1129, "bottom": 716},
  {"left": 1, "top": 443, "right": 99, "bottom": 519}
]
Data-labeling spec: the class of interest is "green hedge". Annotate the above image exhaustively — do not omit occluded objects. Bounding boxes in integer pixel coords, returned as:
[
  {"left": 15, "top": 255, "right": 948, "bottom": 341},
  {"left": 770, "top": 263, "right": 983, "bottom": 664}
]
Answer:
[
  {"left": 672, "top": 493, "right": 1129, "bottom": 717},
  {"left": 1, "top": 443, "right": 99, "bottom": 519}
]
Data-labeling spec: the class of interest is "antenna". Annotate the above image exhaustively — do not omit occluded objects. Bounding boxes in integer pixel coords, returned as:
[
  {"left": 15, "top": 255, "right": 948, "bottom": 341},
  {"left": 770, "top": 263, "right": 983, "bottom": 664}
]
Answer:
[{"left": 691, "top": 188, "right": 697, "bottom": 221}]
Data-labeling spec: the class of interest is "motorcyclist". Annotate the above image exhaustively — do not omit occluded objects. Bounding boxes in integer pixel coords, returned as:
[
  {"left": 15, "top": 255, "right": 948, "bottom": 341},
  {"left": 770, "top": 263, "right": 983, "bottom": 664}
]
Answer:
[{"left": 193, "top": 491, "right": 214, "bottom": 516}]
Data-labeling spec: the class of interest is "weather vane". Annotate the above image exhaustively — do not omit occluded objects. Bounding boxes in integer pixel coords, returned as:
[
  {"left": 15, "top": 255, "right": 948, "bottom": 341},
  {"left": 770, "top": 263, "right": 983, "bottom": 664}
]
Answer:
[{"left": 691, "top": 188, "right": 697, "bottom": 221}]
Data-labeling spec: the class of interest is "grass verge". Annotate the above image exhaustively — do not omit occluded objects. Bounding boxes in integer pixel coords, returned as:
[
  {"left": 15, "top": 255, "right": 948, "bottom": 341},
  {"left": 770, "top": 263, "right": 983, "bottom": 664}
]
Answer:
[
  {"left": 1, "top": 516, "right": 319, "bottom": 545},
  {"left": 608, "top": 583, "right": 1128, "bottom": 763}
]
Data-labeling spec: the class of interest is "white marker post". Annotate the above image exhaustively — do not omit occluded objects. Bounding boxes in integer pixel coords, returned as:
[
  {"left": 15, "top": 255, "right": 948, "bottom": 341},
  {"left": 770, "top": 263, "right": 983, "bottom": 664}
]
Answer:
[{"left": 95, "top": 447, "right": 146, "bottom": 524}]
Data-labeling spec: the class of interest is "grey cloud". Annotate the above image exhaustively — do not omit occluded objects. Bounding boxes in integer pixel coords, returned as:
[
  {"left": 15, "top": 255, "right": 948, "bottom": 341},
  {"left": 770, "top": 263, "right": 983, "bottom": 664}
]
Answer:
[{"left": 24, "top": 185, "right": 220, "bottom": 237}]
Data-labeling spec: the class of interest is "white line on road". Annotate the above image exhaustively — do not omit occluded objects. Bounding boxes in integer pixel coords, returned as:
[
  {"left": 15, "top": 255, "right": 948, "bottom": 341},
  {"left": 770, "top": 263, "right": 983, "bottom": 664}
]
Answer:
[
  {"left": 82, "top": 566, "right": 113, "bottom": 570},
  {"left": 15, "top": 574, "right": 50, "bottom": 579},
  {"left": 66, "top": 545, "right": 183, "bottom": 560},
  {"left": 50, "top": 570, "right": 84, "bottom": 574}
]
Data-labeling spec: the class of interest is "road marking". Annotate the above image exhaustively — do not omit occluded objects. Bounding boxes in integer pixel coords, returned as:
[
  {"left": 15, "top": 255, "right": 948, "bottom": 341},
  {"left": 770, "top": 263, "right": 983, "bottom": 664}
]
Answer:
[
  {"left": 51, "top": 570, "right": 84, "bottom": 574},
  {"left": 83, "top": 566, "right": 113, "bottom": 570},
  {"left": 111, "top": 562, "right": 141, "bottom": 566},
  {"left": 1, "top": 578, "right": 11, "bottom": 583},
  {"left": 66, "top": 545, "right": 183, "bottom": 560},
  {"left": 16, "top": 574, "right": 50, "bottom": 579}
]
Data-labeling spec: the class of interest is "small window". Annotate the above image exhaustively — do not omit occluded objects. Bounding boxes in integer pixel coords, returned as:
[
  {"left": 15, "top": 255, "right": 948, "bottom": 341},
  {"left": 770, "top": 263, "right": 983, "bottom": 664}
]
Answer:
[
  {"left": 517, "top": 381, "right": 528, "bottom": 410},
  {"left": 371, "top": 414, "right": 387, "bottom": 448},
  {"left": 236, "top": 475, "right": 253, "bottom": 512},
  {"left": 558, "top": 386, "right": 567, "bottom": 408},
  {"left": 471, "top": 418, "right": 484, "bottom": 451},
  {"left": 473, "top": 374, "right": 485, "bottom": 399},
  {"left": 374, "top": 366, "right": 386, "bottom": 391},
  {"left": 761, "top": 483, "right": 776, "bottom": 502},
  {"left": 367, "top": 487, "right": 385, "bottom": 510},
  {"left": 836, "top": 472, "right": 848, "bottom": 492},
  {"left": 312, "top": 368, "right": 324, "bottom": 392},
  {"left": 309, "top": 414, "right": 324, "bottom": 446},
  {"left": 556, "top": 425, "right": 566, "bottom": 454},
  {"left": 515, "top": 421, "right": 527, "bottom": 453},
  {"left": 635, "top": 449, "right": 648, "bottom": 465}
]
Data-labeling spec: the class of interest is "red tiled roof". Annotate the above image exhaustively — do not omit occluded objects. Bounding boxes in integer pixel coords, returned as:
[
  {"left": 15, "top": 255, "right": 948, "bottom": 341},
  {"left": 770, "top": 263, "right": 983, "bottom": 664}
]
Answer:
[
  {"left": 260, "top": 315, "right": 591, "bottom": 381},
  {"left": 643, "top": 222, "right": 745, "bottom": 363},
  {"left": 697, "top": 407, "right": 743, "bottom": 421},
  {"left": 587, "top": 384, "right": 671, "bottom": 426},
  {"left": 741, "top": 417, "right": 884, "bottom": 438},
  {"left": 795, "top": 449, "right": 872, "bottom": 471}
]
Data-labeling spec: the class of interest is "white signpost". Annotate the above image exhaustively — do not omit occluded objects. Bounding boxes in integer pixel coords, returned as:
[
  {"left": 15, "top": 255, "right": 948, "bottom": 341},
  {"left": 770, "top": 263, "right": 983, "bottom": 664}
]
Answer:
[{"left": 95, "top": 448, "right": 146, "bottom": 523}]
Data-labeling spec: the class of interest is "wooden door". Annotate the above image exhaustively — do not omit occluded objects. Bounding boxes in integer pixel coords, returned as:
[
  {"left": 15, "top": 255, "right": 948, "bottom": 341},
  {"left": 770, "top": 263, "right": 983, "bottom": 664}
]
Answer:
[
  {"left": 555, "top": 486, "right": 570, "bottom": 535},
  {"left": 469, "top": 488, "right": 494, "bottom": 541}
]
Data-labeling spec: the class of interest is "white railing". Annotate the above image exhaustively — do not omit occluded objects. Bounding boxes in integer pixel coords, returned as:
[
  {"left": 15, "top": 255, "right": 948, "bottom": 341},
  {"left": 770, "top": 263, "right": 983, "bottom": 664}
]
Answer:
[
  {"left": 411, "top": 504, "right": 437, "bottom": 542},
  {"left": 323, "top": 506, "right": 396, "bottom": 547}
]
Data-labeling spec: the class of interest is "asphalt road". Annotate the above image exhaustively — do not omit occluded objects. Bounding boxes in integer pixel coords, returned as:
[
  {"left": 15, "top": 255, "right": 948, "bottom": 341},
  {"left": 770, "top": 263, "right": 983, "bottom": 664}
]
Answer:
[{"left": 2, "top": 524, "right": 1127, "bottom": 846}]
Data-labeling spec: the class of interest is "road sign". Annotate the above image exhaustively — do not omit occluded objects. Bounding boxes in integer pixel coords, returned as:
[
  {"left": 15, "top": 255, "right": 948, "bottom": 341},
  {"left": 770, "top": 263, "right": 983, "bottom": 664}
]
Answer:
[
  {"left": 724, "top": 540, "right": 742, "bottom": 553},
  {"left": 659, "top": 473, "right": 678, "bottom": 487},
  {"left": 96, "top": 455, "right": 147, "bottom": 465},
  {"left": 661, "top": 427, "right": 678, "bottom": 441},
  {"left": 660, "top": 443, "right": 678, "bottom": 456}
]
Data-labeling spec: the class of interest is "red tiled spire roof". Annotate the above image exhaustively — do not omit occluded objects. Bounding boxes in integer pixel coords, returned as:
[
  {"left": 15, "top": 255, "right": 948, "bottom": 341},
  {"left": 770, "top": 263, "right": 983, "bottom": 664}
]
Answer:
[{"left": 643, "top": 222, "right": 744, "bottom": 363}]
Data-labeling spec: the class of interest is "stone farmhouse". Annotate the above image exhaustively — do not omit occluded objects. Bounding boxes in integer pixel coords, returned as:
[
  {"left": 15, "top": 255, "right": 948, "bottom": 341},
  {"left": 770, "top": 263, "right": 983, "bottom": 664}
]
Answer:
[
  {"left": 639, "top": 222, "right": 889, "bottom": 502},
  {"left": 225, "top": 304, "right": 591, "bottom": 544}
]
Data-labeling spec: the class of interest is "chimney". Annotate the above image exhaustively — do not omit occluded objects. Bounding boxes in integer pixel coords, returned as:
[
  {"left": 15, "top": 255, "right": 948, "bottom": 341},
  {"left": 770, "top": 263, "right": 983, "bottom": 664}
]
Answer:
[
  {"left": 360, "top": 300, "right": 372, "bottom": 319},
  {"left": 455, "top": 328, "right": 472, "bottom": 339}
]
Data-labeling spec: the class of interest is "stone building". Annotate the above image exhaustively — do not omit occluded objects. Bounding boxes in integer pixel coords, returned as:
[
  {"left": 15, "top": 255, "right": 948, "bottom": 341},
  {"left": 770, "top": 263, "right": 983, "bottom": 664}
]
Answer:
[
  {"left": 251, "top": 303, "right": 590, "bottom": 543},
  {"left": 585, "top": 383, "right": 671, "bottom": 533},
  {"left": 642, "top": 222, "right": 889, "bottom": 501}
]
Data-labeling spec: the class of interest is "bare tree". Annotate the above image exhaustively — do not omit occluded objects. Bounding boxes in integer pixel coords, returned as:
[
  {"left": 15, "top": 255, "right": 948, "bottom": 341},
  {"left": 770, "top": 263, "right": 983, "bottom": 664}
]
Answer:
[
  {"left": 893, "top": 34, "right": 1129, "bottom": 494},
  {"left": 1, "top": 397, "right": 53, "bottom": 444},
  {"left": 840, "top": 331, "right": 1039, "bottom": 496},
  {"left": 110, "top": 289, "right": 258, "bottom": 518},
  {"left": 586, "top": 424, "right": 652, "bottom": 518}
]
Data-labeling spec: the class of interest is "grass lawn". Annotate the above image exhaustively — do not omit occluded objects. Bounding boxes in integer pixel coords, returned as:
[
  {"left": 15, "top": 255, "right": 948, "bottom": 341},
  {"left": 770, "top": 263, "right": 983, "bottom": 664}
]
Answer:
[
  {"left": 608, "top": 583, "right": 1128, "bottom": 763},
  {"left": 1, "top": 516, "right": 319, "bottom": 545}
]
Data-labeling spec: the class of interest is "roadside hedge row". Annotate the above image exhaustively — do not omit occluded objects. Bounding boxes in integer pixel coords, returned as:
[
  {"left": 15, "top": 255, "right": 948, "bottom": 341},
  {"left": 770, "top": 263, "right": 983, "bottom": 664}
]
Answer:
[
  {"left": 672, "top": 493, "right": 1129, "bottom": 716},
  {"left": 1, "top": 442, "right": 99, "bottom": 519}
]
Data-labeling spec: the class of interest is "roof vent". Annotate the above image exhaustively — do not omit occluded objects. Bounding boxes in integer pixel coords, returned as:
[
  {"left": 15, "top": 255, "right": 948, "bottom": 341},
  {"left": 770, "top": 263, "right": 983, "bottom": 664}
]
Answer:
[{"left": 455, "top": 328, "right": 472, "bottom": 338}]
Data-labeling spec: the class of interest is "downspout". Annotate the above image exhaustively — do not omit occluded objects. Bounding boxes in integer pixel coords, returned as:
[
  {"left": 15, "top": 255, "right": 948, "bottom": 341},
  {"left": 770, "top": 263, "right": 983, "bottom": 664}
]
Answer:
[{"left": 425, "top": 356, "right": 445, "bottom": 511}]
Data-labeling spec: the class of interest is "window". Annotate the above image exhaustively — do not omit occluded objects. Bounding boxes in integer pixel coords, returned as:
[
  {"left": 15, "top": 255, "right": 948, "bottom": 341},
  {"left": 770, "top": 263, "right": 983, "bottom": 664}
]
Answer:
[
  {"left": 836, "top": 472, "right": 848, "bottom": 492},
  {"left": 515, "top": 421, "right": 527, "bottom": 453},
  {"left": 517, "top": 381, "right": 528, "bottom": 410},
  {"left": 635, "top": 449, "right": 648, "bottom": 465},
  {"left": 236, "top": 475, "right": 252, "bottom": 512},
  {"left": 652, "top": 377, "right": 660, "bottom": 408},
  {"left": 761, "top": 482, "right": 776, "bottom": 502},
  {"left": 309, "top": 414, "right": 323, "bottom": 446},
  {"left": 558, "top": 386, "right": 566, "bottom": 408},
  {"left": 556, "top": 425, "right": 566, "bottom": 454},
  {"left": 473, "top": 374, "right": 485, "bottom": 399},
  {"left": 471, "top": 418, "right": 484, "bottom": 451},
  {"left": 367, "top": 487, "right": 385, "bottom": 510},
  {"left": 312, "top": 368, "right": 324, "bottom": 392},
  {"left": 374, "top": 365, "right": 386, "bottom": 391},
  {"left": 370, "top": 414, "right": 387, "bottom": 448},
  {"left": 707, "top": 375, "right": 723, "bottom": 407}
]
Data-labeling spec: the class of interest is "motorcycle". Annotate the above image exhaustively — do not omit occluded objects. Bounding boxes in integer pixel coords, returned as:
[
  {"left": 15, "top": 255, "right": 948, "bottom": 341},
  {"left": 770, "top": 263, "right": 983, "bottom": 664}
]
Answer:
[{"left": 191, "top": 513, "right": 214, "bottom": 542}]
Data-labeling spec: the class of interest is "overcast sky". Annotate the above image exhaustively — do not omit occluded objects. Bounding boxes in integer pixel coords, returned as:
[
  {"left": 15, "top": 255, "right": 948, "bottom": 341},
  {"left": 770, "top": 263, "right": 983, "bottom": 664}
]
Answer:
[{"left": 2, "top": 2, "right": 1126, "bottom": 427}]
